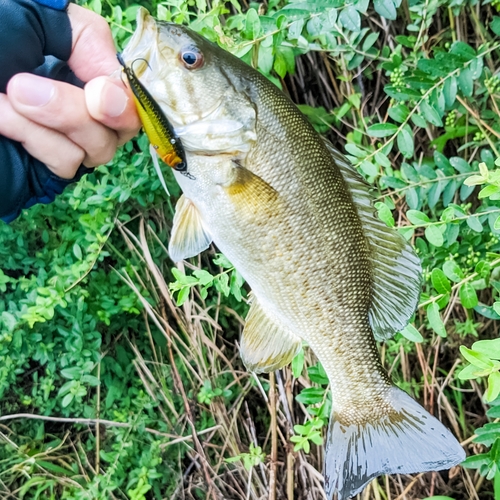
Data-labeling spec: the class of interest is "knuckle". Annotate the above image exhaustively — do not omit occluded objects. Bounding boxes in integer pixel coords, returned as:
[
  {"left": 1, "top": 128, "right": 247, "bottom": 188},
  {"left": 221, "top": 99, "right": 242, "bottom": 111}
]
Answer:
[
  {"left": 50, "top": 148, "right": 85, "bottom": 179},
  {"left": 88, "top": 136, "right": 117, "bottom": 166}
]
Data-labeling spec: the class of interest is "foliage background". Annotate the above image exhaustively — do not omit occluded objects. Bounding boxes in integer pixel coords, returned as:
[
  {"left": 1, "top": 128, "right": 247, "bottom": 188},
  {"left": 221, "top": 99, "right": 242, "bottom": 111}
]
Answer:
[{"left": 2, "top": 0, "right": 500, "bottom": 498}]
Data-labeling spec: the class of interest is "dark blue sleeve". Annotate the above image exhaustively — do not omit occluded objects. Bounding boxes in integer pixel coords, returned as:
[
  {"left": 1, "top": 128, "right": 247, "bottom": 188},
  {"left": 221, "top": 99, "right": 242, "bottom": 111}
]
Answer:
[
  {"left": 0, "top": 0, "right": 72, "bottom": 93},
  {"left": 0, "top": 0, "right": 91, "bottom": 222}
]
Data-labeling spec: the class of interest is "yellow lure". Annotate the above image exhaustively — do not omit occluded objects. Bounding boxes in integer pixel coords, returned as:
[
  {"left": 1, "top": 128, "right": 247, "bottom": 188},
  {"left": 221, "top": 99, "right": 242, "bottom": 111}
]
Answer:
[{"left": 117, "top": 53, "right": 187, "bottom": 171}]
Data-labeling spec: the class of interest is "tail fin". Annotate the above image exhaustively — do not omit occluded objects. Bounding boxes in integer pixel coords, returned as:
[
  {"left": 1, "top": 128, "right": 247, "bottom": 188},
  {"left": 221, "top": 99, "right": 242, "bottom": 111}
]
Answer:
[{"left": 324, "top": 387, "right": 465, "bottom": 500}]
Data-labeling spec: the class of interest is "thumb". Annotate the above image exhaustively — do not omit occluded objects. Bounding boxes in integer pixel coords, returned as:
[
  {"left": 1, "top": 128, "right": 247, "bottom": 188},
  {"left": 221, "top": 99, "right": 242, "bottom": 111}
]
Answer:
[{"left": 85, "top": 76, "right": 141, "bottom": 144}]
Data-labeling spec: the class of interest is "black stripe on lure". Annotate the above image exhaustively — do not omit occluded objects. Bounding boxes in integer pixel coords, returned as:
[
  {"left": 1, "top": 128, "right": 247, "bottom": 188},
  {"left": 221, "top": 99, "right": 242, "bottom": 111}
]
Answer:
[{"left": 117, "top": 52, "right": 187, "bottom": 172}]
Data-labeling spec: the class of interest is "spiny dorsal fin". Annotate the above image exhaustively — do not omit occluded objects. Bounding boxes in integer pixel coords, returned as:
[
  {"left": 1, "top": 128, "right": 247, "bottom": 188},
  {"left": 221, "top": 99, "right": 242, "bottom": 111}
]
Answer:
[
  {"left": 168, "top": 195, "right": 212, "bottom": 262},
  {"left": 325, "top": 141, "right": 422, "bottom": 341},
  {"left": 241, "top": 293, "right": 302, "bottom": 373}
]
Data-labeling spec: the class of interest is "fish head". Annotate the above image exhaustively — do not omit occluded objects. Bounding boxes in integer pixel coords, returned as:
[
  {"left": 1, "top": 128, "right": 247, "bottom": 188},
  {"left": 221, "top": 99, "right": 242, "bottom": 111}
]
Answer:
[{"left": 122, "top": 8, "right": 257, "bottom": 155}]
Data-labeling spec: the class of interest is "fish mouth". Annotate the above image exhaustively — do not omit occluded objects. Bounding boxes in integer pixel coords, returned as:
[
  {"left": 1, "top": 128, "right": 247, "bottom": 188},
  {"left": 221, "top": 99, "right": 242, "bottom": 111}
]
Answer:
[{"left": 121, "top": 7, "right": 157, "bottom": 78}]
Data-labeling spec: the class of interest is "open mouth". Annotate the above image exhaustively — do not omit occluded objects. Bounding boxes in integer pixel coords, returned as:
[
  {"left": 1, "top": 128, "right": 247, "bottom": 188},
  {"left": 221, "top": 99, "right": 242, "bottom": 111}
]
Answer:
[{"left": 121, "top": 8, "right": 157, "bottom": 78}]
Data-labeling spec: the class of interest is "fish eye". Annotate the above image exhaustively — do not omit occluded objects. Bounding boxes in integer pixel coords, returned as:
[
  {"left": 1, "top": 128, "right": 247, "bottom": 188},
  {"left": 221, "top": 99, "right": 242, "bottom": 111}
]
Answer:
[{"left": 180, "top": 48, "right": 204, "bottom": 69}]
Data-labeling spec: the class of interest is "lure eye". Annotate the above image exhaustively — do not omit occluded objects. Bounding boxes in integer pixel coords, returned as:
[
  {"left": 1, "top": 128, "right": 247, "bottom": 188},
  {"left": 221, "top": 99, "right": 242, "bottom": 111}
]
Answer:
[{"left": 180, "top": 48, "right": 204, "bottom": 69}]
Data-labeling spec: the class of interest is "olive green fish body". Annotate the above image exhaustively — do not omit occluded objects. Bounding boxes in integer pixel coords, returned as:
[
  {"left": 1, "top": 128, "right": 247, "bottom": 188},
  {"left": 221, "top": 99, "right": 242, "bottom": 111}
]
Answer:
[
  {"left": 178, "top": 79, "right": 385, "bottom": 408},
  {"left": 122, "top": 11, "right": 465, "bottom": 499}
]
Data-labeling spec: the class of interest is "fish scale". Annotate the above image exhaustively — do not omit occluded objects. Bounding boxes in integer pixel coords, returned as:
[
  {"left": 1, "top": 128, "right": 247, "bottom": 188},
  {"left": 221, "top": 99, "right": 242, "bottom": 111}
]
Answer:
[{"left": 122, "top": 9, "right": 465, "bottom": 499}]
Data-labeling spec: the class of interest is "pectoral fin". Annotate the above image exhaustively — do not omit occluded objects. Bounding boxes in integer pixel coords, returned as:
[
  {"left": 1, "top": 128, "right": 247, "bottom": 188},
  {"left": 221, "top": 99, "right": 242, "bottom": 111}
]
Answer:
[
  {"left": 222, "top": 166, "right": 280, "bottom": 222},
  {"left": 168, "top": 195, "right": 212, "bottom": 262},
  {"left": 241, "top": 294, "right": 302, "bottom": 373}
]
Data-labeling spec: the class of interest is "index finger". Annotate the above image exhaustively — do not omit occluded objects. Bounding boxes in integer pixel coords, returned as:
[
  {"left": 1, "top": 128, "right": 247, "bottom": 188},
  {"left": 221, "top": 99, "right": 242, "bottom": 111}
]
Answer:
[{"left": 67, "top": 4, "right": 120, "bottom": 82}]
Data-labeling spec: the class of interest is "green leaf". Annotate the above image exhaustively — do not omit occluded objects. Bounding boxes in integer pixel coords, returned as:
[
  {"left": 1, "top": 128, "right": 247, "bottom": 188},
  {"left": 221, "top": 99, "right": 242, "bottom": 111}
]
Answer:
[
  {"left": 362, "top": 32, "right": 379, "bottom": 52},
  {"left": 374, "top": 151, "right": 391, "bottom": 168},
  {"left": 461, "top": 453, "right": 491, "bottom": 469},
  {"left": 443, "top": 77, "right": 457, "bottom": 108},
  {"left": 460, "top": 345, "right": 494, "bottom": 369},
  {"left": 176, "top": 286, "right": 190, "bottom": 306},
  {"left": 420, "top": 100, "right": 443, "bottom": 127},
  {"left": 443, "top": 260, "right": 464, "bottom": 282},
  {"left": 467, "top": 215, "right": 483, "bottom": 232},
  {"left": 479, "top": 184, "right": 500, "bottom": 199},
  {"left": 458, "top": 363, "right": 483, "bottom": 380},
  {"left": 360, "top": 160, "right": 379, "bottom": 177},
  {"left": 388, "top": 104, "right": 410, "bottom": 123},
  {"left": 425, "top": 225, "right": 444, "bottom": 247},
  {"left": 473, "top": 339, "right": 500, "bottom": 360},
  {"left": 73, "top": 243, "right": 82, "bottom": 260},
  {"left": 475, "top": 304, "right": 500, "bottom": 320},
  {"left": 458, "top": 68, "right": 473, "bottom": 96},
  {"left": 367, "top": 123, "right": 398, "bottom": 137},
  {"left": 245, "top": 8, "right": 261, "bottom": 39},
  {"left": 411, "top": 114, "right": 427, "bottom": 128},
  {"left": 406, "top": 210, "right": 430, "bottom": 225},
  {"left": 434, "top": 151, "right": 451, "bottom": 171},
  {"left": 450, "top": 42, "right": 476, "bottom": 61},
  {"left": 450, "top": 156, "right": 471, "bottom": 173},
  {"left": 399, "top": 324, "right": 424, "bottom": 343},
  {"left": 374, "top": 202, "right": 395, "bottom": 227},
  {"left": 431, "top": 269, "right": 451, "bottom": 294},
  {"left": 60, "top": 367, "right": 82, "bottom": 380},
  {"left": 291, "top": 348, "right": 304, "bottom": 378},
  {"left": 397, "top": 126, "right": 414, "bottom": 158},
  {"left": 193, "top": 269, "right": 214, "bottom": 286},
  {"left": 339, "top": 6, "right": 360, "bottom": 32},
  {"left": 36, "top": 460, "right": 74, "bottom": 476},
  {"left": 273, "top": 51, "right": 287, "bottom": 78},
  {"left": 459, "top": 283, "right": 478, "bottom": 309},
  {"left": 373, "top": 0, "right": 397, "bottom": 20},
  {"left": 295, "top": 387, "right": 325, "bottom": 405},
  {"left": 61, "top": 393, "right": 74, "bottom": 408},
  {"left": 491, "top": 16, "right": 500, "bottom": 36},
  {"left": 427, "top": 302, "right": 447, "bottom": 337},
  {"left": 405, "top": 187, "right": 419, "bottom": 209},
  {"left": 258, "top": 44, "right": 274, "bottom": 74}
]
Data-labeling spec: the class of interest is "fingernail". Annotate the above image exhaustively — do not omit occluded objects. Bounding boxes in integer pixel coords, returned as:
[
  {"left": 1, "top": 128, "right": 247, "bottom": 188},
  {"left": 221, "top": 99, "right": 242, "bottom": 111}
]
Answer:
[
  {"left": 102, "top": 81, "right": 128, "bottom": 117},
  {"left": 11, "top": 74, "right": 54, "bottom": 107}
]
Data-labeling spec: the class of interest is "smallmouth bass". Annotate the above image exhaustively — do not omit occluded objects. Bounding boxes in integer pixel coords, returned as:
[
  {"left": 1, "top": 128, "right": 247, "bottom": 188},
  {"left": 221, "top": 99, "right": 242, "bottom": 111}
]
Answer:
[{"left": 122, "top": 9, "right": 465, "bottom": 499}]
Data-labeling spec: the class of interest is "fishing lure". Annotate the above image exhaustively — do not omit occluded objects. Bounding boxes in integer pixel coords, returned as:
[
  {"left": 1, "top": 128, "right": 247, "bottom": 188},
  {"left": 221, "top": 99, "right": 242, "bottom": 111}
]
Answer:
[{"left": 117, "top": 52, "right": 187, "bottom": 172}]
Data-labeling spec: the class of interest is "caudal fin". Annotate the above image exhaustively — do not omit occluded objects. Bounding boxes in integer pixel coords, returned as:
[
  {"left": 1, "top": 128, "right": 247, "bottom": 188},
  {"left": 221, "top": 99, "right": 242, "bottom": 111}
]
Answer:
[{"left": 324, "top": 386, "right": 465, "bottom": 500}]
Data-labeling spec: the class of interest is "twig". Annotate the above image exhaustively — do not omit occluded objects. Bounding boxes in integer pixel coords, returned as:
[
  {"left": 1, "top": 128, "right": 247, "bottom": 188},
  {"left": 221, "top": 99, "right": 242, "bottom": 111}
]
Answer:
[
  {"left": 0, "top": 413, "right": 218, "bottom": 443},
  {"left": 96, "top": 360, "right": 101, "bottom": 474},
  {"left": 268, "top": 372, "right": 277, "bottom": 500}
]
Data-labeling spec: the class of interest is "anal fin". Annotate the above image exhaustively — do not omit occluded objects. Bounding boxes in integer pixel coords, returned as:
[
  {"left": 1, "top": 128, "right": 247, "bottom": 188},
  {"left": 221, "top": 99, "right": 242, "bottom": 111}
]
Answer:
[
  {"left": 168, "top": 195, "right": 212, "bottom": 262},
  {"left": 241, "top": 294, "right": 301, "bottom": 373}
]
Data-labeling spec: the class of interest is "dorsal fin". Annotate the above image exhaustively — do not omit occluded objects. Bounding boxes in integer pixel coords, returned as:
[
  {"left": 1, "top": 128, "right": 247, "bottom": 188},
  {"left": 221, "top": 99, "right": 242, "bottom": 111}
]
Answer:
[
  {"left": 241, "top": 293, "right": 302, "bottom": 373},
  {"left": 325, "top": 142, "right": 422, "bottom": 340}
]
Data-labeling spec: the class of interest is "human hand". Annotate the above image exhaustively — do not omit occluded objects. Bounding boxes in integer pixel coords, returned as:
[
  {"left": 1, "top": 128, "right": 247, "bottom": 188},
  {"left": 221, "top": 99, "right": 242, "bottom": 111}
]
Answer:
[{"left": 0, "top": 4, "right": 140, "bottom": 180}]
